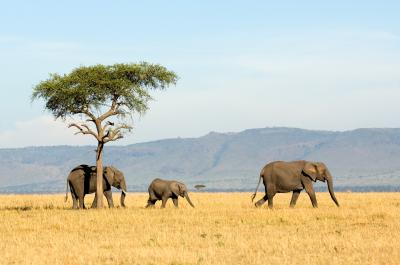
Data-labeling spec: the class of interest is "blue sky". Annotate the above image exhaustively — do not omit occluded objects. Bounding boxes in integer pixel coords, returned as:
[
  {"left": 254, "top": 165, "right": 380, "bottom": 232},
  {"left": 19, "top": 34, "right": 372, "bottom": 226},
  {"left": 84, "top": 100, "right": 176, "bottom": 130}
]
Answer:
[{"left": 0, "top": 1, "right": 400, "bottom": 147}]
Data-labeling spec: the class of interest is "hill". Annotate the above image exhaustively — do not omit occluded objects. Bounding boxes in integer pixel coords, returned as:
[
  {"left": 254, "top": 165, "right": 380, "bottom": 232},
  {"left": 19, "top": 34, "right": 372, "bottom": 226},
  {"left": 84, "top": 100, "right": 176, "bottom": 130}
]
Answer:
[{"left": 1, "top": 127, "right": 400, "bottom": 192}]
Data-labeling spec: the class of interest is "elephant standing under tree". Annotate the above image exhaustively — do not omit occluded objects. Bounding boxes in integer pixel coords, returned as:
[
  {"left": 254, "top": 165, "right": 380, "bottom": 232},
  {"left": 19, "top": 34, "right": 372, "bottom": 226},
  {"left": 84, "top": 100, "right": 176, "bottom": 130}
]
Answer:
[
  {"left": 146, "top": 178, "right": 195, "bottom": 208},
  {"left": 65, "top": 165, "right": 127, "bottom": 209},
  {"left": 251, "top": 160, "right": 340, "bottom": 208}
]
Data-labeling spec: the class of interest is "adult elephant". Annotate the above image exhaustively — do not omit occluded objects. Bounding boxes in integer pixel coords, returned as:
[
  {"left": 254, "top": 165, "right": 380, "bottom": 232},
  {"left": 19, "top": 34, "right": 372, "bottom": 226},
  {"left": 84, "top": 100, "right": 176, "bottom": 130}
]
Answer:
[
  {"left": 146, "top": 178, "right": 195, "bottom": 208},
  {"left": 65, "top": 164, "right": 127, "bottom": 209},
  {"left": 251, "top": 160, "right": 340, "bottom": 208}
]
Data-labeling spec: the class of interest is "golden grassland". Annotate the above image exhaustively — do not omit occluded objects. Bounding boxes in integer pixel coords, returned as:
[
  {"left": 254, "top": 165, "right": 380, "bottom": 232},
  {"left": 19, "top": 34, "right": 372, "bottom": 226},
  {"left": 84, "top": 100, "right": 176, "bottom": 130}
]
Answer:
[{"left": 0, "top": 192, "right": 399, "bottom": 265}]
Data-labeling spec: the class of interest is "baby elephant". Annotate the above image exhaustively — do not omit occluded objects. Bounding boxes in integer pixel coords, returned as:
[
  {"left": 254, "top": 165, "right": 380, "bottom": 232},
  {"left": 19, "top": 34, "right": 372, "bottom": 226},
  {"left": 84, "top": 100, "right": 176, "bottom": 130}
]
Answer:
[{"left": 146, "top": 178, "right": 195, "bottom": 208}]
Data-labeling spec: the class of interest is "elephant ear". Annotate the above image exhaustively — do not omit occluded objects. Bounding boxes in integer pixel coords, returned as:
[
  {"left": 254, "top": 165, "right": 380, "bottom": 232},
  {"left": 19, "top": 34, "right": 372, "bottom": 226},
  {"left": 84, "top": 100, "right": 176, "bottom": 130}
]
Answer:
[
  {"left": 104, "top": 166, "right": 115, "bottom": 186},
  {"left": 170, "top": 182, "right": 183, "bottom": 197},
  {"left": 303, "top": 162, "right": 318, "bottom": 182},
  {"left": 315, "top": 163, "right": 327, "bottom": 181}
]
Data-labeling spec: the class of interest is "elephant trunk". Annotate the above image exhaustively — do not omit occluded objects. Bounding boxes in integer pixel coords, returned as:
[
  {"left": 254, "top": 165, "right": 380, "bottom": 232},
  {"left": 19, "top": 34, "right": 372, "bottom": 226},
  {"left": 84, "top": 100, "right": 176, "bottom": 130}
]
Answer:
[
  {"left": 120, "top": 179, "right": 127, "bottom": 208},
  {"left": 326, "top": 170, "right": 340, "bottom": 207},
  {"left": 184, "top": 192, "right": 195, "bottom": 208}
]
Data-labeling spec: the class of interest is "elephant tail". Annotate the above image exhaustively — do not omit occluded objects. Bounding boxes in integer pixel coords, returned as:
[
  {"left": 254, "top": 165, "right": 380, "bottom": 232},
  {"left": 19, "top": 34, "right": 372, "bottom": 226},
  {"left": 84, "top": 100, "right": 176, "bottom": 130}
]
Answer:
[
  {"left": 251, "top": 173, "right": 263, "bottom": 202},
  {"left": 64, "top": 180, "right": 69, "bottom": 202}
]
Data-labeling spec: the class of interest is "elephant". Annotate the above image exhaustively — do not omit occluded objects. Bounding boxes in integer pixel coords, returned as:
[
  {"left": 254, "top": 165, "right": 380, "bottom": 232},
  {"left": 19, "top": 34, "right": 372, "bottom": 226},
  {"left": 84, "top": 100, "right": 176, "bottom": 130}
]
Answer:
[
  {"left": 65, "top": 164, "right": 127, "bottom": 209},
  {"left": 251, "top": 160, "right": 340, "bottom": 208},
  {"left": 146, "top": 178, "right": 195, "bottom": 208}
]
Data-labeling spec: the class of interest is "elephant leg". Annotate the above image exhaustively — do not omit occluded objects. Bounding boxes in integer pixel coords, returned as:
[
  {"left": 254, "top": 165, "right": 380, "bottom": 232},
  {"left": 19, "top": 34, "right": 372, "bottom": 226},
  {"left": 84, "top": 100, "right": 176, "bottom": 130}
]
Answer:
[
  {"left": 70, "top": 187, "right": 79, "bottom": 209},
  {"left": 255, "top": 195, "right": 267, "bottom": 207},
  {"left": 71, "top": 194, "right": 78, "bottom": 209},
  {"left": 266, "top": 187, "right": 276, "bottom": 209},
  {"left": 104, "top": 190, "right": 114, "bottom": 208},
  {"left": 172, "top": 198, "right": 179, "bottom": 208},
  {"left": 78, "top": 195, "right": 86, "bottom": 209},
  {"left": 267, "top": 196, "right": 275, "bottom": 209},
  {"left": 91, "top": 194, "right": 97, "bottom": 208},
  {"left": 290, "top": 190, "right": 301, "bottom": 208},
  {"left": 304, "top": 183, "right": 318, "bottom": 208},
  {"left": 146, "top": 199, "right": 157, "bottom": 208},
  {"left": 146, "top": 191, "right": 158, "bottom": 208},
  {"left": 161, "top": 196, "right": 168, "bottom": 208}
]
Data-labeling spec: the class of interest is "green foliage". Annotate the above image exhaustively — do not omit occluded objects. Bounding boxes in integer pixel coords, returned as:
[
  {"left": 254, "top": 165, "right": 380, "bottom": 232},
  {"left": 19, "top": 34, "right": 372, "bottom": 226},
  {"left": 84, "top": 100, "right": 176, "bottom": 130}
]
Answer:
[{"left": 32, "top": 62, "right": 178, "bottom": 119}]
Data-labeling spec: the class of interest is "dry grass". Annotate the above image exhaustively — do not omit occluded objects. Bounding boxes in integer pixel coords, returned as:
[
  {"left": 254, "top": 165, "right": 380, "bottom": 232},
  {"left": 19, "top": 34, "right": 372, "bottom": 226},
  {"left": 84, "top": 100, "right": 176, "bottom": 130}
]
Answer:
[{"left": 0, "top": 192, "right": 399, "bottom": 265}]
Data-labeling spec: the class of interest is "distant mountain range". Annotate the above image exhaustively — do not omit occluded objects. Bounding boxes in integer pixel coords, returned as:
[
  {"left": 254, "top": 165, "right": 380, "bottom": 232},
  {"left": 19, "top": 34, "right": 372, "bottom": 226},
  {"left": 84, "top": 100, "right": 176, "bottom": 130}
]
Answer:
[{"left": 1, "top": 127, "right": 400, "bottom": 193}]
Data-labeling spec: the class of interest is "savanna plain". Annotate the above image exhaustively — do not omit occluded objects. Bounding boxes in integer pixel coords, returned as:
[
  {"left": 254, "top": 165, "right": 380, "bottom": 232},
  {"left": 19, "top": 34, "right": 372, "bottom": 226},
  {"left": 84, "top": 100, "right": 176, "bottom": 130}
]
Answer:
[{"left": 0, "top": 192, "right": 399, "bottom": 265}]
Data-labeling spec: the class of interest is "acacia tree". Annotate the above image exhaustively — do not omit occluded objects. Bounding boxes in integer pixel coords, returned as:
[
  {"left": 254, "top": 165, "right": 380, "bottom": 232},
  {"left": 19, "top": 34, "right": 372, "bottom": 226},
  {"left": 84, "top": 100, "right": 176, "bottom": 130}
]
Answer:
[{"left": 32, "top": 62, "right": 177, "bottom": 208}]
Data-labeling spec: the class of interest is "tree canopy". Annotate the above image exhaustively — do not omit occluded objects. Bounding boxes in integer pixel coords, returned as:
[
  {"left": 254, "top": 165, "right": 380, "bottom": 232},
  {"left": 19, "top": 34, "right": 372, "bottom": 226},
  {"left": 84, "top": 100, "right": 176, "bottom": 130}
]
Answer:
[
  {"left": 33, "top": 62, "right": 177, "bottom": 119},
  {"left": 32, "top": 62, "right": 178, "bottom": 143}
]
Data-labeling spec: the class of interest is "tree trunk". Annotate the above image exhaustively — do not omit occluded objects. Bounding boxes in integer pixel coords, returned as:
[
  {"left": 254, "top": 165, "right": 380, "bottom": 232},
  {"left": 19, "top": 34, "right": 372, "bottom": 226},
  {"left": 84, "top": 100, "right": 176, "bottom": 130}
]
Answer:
[{"left": 95, "top": 141, "right": 104, "bottom": 208}]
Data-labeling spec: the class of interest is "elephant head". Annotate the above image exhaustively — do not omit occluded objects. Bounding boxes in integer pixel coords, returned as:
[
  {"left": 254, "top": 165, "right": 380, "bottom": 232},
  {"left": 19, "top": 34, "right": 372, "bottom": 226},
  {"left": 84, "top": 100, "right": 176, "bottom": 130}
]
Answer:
[
  {"left": 170, "top": 182, "right": 195, "bottom": 208},
  {"left": 104, "top": 166, "right": 127, "bottom": 207},
  {"left": 303, "top": 161, "right": 340, "bottom": 207}
]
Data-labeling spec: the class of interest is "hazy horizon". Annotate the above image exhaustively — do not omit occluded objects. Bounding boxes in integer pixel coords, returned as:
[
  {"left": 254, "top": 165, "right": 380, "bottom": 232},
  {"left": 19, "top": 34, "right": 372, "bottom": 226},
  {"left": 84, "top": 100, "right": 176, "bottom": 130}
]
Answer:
[{"left": 1, "top": 126, "right": 400, "bottom": 149}]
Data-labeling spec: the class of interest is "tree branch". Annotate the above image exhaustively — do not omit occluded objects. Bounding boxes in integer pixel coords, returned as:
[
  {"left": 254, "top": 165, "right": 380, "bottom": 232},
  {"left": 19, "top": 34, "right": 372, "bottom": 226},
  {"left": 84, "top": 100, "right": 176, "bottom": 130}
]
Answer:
[
  {"left": 102, "top": 121, "right": 115, "bottom": 132},
  {"left": 68, "top": 123, "right": 99, "bottom": 140},
  {"left": 82, "top": 109, "right": 97, "bottom": 121},
  {"left": 102, "top": 124, "right": 132, "bottom": 143},
  {"left": 104, "top": 134, "right": 124, "bottom": 143},
  {"left": 99, "top": 96, "right": 119, "bottom": 121}
]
